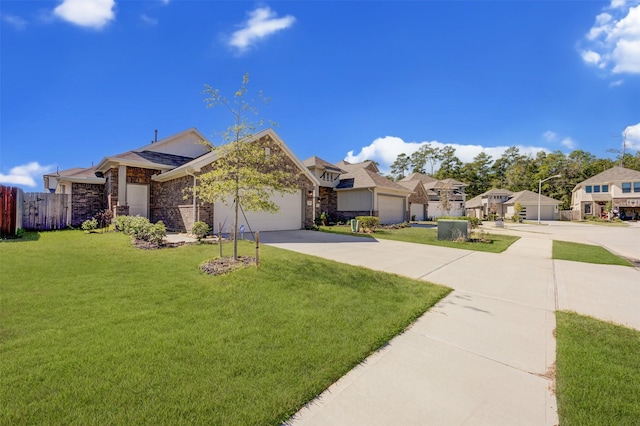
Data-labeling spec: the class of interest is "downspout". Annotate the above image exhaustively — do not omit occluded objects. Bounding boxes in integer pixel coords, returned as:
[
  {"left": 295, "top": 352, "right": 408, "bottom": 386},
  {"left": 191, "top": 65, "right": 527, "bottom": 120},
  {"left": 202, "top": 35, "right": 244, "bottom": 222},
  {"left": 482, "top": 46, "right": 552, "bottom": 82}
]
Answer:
[
  {"left": 185, "top": 168, "right": 197, "bottom": 228},
  {"left": 368, "top": 188, "right": 374, "bottom": 216}
]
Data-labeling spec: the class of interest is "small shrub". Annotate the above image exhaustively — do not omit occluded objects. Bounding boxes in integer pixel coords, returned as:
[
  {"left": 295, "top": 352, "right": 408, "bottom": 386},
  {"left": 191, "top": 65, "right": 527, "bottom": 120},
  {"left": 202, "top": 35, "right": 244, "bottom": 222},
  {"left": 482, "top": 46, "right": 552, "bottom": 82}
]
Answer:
[
  {"left": 113, "top": 215, "right": 129, "bottom": 232},
  {"left": 147, "top": 221, "right": 166, "bottom": 245},
  {"left": 81, "top": 218, "right": 98, "bottom": 232},
  {"left": 356, "top": 216, "right": 380, "bottom": 233},
  {"left": 95, "top": 209, "right": 113, "bottom": 230},
  {"left": 192, "top": 221, "right": 210, "bottom": 240}
]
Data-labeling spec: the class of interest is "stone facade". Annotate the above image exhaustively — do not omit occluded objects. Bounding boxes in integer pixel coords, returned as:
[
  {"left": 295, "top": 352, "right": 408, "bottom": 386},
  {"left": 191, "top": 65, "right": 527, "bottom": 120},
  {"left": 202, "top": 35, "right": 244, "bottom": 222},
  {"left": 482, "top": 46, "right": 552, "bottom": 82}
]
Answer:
[
  {"left": 104, "top": 168, "right": 118, "bottom": 209},
  {"left": 71, "top": 183, "right": 106, "bottom": 226},
  {"left": 319, "top": 186, "right": 337, "bottom": 219},
  {"left": 336, "top": 210, "right": 378, "bottom": 222}
]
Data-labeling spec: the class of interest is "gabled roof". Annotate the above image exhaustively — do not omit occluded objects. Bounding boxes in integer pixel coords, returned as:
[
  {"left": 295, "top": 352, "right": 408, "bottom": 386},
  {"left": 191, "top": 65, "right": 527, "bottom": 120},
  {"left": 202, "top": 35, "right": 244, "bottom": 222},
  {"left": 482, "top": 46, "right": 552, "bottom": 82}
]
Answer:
[
  {"left": 504, "top": 190, "right": 561, "bottom": 205},
  {"left": 434, "top": 178, "right": 466, "bottom": 188},
  {"left": 302, "top": 156, "right": 344, "bottom": 172},
  {"left": 335, "top": 160, "right": 379, "bottom": 173},
  {"left": 46, "top": 166, "right": 105, "bottom": 184},
  {"left": 153, "top": 128, "right": 320, "bottom": 187},
  {"left": 465, "top": 195, "right": 483, "bottom": 209},
  {"left": 400, "top": 172, "right": 438, "bottom": 184},
  {"left": 483, "top": 188, "right": 513, "bottom": 196},
  {"left": 335, "top": 167, "right": 411, "bottom": 194},
  {"left": 95, "top": 128, "right": 209, "bottom": 173},
  {"left": 574, "top": 166, "right": 640, "bottom": 191}
]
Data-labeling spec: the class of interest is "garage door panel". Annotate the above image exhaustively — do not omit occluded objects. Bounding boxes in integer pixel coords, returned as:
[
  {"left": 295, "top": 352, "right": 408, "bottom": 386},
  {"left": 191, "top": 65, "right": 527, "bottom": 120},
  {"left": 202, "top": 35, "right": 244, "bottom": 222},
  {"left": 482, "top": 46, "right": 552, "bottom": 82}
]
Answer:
[
  {"left": 214, "top": 191, "right": 302, "bottom": 232},
  {"left": 378, "top": 195, "right": 405, "bottom": 225}
]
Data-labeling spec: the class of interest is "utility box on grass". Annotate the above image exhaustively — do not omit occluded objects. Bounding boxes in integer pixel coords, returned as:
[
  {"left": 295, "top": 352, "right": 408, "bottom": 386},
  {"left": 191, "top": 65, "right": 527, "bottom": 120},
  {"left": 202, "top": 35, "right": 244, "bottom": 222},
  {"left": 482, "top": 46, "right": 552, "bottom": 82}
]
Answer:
[{"left": 437, "top": 220, "right": 470, "bottom": 241}]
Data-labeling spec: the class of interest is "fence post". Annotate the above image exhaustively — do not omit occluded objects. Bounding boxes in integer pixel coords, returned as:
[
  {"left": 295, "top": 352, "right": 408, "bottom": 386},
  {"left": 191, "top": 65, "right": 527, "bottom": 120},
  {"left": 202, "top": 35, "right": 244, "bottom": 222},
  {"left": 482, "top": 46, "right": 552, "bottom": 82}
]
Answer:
[{"left": 218, "top": 221, "right": 222, "bottom": 258}]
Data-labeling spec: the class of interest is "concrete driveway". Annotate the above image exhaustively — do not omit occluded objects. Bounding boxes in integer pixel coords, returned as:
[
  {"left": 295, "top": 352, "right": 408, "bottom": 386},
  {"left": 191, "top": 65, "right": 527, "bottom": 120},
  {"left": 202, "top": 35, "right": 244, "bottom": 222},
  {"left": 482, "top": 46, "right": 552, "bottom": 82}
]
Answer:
[{"left": 258, "top": 226, "right": 640, "bottom": 425}]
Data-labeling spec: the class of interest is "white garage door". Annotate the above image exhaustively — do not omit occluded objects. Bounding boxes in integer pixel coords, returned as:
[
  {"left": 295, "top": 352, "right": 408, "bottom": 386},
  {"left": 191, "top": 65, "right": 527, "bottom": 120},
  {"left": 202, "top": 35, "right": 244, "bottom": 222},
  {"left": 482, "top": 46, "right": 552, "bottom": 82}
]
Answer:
[
  {"left": 127, "top": 184, "right": 148, "bottom": 218},
  {"left": 526, "top": 205, "right": 555, "bottom": 220},
  {"left": 410, "top": 203, "right": 425, "bottom": 221},
  {"left": 214, "top": 191, "right": 302, "bottom": 232},
  {"left": 378, "top": 195, "right": 405, "bottom": 225}
]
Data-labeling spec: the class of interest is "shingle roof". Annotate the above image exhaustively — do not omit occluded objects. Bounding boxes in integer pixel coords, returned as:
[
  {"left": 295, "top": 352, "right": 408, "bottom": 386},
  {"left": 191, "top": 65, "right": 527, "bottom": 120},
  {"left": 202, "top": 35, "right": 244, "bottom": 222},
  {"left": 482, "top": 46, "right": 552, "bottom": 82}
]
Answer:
[
  {"left": 113, "top": 150, "right": 194, "bottom": 168},
  {"left": 465, "top": 195, "right": 483, "bottom": 209},
  {"left": 335, "top": 160, "right": 379, "bottom": 173},
  {"left": 576, "top": 166, "right": 640, "bottom": 188},
  {"left": 483, "top": 188, "right": 513, "bottom": 196},
  {"left": 335, "top": 167, "right": 411, "bottom": 193},
  {"left": 504, "top": 190, "right": 561, "bottom": 205},
  {"left": 400, "top": 172, "right": 438, "bottom": 184},
  {"left": 302, "top": 156, "right": 344, "bottom": 172}
]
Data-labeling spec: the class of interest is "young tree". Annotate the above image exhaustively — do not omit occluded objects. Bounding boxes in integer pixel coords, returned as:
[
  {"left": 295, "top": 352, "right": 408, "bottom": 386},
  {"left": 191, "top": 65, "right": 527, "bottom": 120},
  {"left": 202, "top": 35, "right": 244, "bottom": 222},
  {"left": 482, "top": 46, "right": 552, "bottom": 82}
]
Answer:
[{"left": 197, "top": 73, "right": 301, "bottom": 261}]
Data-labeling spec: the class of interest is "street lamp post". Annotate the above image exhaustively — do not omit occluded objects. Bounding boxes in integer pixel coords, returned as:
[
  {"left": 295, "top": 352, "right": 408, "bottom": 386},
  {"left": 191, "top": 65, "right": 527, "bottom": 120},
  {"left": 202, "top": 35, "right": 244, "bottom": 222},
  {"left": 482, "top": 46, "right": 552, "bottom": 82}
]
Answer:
[{"left": 538, "top": 174, "right": 561, "bottom": 224}]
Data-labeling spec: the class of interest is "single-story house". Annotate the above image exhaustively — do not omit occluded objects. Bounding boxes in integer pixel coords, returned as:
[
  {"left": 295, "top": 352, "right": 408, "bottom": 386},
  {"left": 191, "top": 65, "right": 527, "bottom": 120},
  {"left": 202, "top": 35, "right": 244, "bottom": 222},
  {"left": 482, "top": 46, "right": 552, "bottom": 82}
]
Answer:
[
  {"left": 466, "top": 188, "right": 560, "bottom": 220},
  {"left": 504, "top": 190, "right": 561, "bottom": 220},
  {"left": 44, "top": 128, "right": 319, "bottom": 231},
  {"left": 571, "top": 166, "right": 640, "bottom": 220},
  {"left": 304, "top": 158, "right": 413, "bottom": 224},
  {"left": 400, "top": 173, "right": 467, "bottom": 218}
]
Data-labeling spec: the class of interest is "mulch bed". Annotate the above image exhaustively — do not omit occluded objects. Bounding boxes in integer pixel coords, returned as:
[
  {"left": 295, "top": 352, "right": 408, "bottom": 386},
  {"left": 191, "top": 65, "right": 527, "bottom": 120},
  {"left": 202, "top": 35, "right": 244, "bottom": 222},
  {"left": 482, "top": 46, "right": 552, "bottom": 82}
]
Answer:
[{"left": 200, "top": 256, "right": 256, "bottom": 275}]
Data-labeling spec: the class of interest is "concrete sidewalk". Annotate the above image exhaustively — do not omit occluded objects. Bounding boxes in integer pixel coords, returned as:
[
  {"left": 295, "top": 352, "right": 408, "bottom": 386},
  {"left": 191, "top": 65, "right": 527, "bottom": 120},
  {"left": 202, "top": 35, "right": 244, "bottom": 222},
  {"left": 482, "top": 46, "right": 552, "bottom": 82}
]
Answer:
[{"left": 259, "top": 230, "right": 640, "bottom": 425}]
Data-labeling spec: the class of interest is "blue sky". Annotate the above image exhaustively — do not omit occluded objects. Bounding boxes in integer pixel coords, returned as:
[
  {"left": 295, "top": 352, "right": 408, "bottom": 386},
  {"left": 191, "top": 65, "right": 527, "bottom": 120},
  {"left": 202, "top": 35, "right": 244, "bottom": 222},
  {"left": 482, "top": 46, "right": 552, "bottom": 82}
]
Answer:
[{"left": 1, "top": 0, "right": 639, "bottom": 190}]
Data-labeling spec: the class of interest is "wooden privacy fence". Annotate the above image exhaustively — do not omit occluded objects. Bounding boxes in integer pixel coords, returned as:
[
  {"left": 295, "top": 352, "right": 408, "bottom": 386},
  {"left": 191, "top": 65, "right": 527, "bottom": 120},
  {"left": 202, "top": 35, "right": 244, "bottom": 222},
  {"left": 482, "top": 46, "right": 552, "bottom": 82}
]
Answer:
[
  {"left": 22, "top": 192, "right": 71, "bottom": 230},
  {"left": 558, "top": 210, "right": 580, "bottom": 221},
  {"left": 0, "top": 185, "right": 20, "bottom": 237}
]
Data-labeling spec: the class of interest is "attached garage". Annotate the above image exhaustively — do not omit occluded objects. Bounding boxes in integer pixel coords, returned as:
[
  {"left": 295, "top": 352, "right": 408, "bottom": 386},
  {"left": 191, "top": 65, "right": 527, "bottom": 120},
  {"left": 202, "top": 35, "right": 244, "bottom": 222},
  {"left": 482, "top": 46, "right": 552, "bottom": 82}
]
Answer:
[
  {"left": 378, "top": 195, "right": 406, "bottom": 224},
  {"left": 214, "top": 191, "right": 303, "bottom": 232}
]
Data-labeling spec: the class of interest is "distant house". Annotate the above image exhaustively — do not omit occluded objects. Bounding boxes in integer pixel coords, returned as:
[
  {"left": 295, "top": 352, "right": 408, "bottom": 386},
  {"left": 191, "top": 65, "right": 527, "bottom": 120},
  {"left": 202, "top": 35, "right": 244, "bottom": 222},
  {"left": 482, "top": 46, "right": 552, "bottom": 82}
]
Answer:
[
  {"left": 304, "top": 158, "right": 413, "bottom": 224},
  {"left": 43, "top": 128, "right": 319, "bottom": 230},
  {"left": 465, "top": 188, "right": 560, "bottom": 220},
  {"left": 399, "top": 173, "right": 466, "bottom": 219},
  {"left": 571, "top": 166, "right": 640, "bottom": 220}
]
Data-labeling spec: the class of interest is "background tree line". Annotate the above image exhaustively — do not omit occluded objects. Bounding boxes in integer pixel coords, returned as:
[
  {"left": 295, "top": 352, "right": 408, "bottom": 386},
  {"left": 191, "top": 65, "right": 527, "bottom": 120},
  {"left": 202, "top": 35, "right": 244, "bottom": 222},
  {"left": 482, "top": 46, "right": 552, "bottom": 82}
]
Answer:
[{"left": 388, "top": 143, "right": 640, "bottom": 209}]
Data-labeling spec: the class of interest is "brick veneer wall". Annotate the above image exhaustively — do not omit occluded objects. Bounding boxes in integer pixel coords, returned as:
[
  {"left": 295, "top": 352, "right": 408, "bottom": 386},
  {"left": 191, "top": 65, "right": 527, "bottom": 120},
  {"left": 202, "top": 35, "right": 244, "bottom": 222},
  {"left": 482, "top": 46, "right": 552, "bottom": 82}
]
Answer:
[
  {"left": 71, "top": 183, "right": 106, "bottom": 226},
  {"left": 105, "top": 168, "right": 117, "bottom": 209},
  {"left": 151, "top": 175, "right": 214, "bottom": 232},
  {"left": 319, "top": 186, "right": 337, "bottom": 219},
  {"left": 336, "top": 210, "right": 378, "bottom": 222}
]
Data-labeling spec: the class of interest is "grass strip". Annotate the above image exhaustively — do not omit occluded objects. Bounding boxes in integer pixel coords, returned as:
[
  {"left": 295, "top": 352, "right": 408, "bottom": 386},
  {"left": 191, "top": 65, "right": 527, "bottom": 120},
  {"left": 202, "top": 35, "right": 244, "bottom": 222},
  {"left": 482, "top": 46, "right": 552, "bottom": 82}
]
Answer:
[
  {"left": 556, "top": 311, "right": 640, "bottom": 425},
  {"left": 320, "top": 225, "right": 519, "bottom": 253},
  {"left": 0, "top": 230, "right": 450, "bottom": 425},
  {"left": 552, "top": 240, "right": 632, "bottom": 266}
]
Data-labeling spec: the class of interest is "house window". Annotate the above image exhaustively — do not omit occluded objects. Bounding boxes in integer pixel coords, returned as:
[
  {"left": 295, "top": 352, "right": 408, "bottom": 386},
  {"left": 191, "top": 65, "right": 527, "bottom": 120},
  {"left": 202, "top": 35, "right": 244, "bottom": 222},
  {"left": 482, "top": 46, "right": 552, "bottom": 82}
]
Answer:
[
  {"left": 586, "top": 185, "right": 592, "bottom": 193},
  {"left": 584, "top": 203, "right": 592, "bottom": 214},
  {"left": 634, "top": 182, "right": 640, "bottom": 193},
  {"left": 593, "top": 185, "right": 600, "bottom": 193},
  {"left": 602, "top": 184, "right": 609, "bottom": 192},
  {"left": 622, "top": 182, "right": 631, "bottom": 193}
]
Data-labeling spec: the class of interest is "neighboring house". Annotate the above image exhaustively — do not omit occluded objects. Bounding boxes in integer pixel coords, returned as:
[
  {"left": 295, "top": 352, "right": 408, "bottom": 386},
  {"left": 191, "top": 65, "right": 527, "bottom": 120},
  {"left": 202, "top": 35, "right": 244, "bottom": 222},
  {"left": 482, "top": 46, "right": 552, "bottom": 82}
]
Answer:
[
  {"left": 304, "top": 158, "right": 412, "bottom": 224},
  {"left": 400, "top": 173, "right": 467, "bottom": 218},
  {"left": 571, "top": 166, "right": 640, "bottom": 220},
  {"left": 44, "top": 128, "right": 319, "bottom": 231},
  {"left": 397, "top": 179, "right": 430, "bottom": 221},
  {"left": 466, "top": 188, "right": 560, "bottom": 220},
  {"left": 504, "top": 190, "right": 561, "bottom": 220}
]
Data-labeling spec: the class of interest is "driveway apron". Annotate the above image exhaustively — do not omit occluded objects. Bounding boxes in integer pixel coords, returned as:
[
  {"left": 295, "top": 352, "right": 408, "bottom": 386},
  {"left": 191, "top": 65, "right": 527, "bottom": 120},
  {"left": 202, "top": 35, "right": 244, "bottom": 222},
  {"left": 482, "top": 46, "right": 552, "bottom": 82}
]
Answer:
[{"left": 264, "top": 231, "right": 558, "bottom": 425}]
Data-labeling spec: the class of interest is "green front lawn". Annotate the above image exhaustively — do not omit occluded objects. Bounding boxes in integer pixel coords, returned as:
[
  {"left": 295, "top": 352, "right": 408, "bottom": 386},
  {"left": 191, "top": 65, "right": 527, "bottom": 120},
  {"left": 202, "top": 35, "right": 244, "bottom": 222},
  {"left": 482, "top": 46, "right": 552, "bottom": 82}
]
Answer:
[
  {"left": 0, "top": 231, "right": 450, "bottom": 425},
  {"left": 552, "top": 240, "right": 632, "bottom": 266},
  {"left": 320, "top": 225, "right": 519, "bottom": 253},
  {"left": 556, "top": 311, "right": 640, "bottom": 425}
]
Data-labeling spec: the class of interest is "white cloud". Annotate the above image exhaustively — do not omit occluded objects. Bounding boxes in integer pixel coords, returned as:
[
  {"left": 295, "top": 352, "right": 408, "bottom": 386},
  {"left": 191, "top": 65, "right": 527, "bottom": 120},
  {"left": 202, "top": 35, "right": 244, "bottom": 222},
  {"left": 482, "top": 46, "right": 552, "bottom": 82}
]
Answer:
[
  {"left": 344, "top": 136, "right": 548, "bottom": 175},
  {"left": 561, "top": 137, "right": 577, "bottom": 149},
  {"left": 228, "top": 7, "right": 295, "bottom": 53},
  {"left": 543, "top": 131, "right": 558, "bottom": 142},
  {"left": 0, "top": 162, "right": 54, "bottom": 187},
  {"left": 610, "top": 78, "right": 624, "bottom": 86},
  {"left": 1, "top": 13, "right": 27, "bottom": 30},
  {"left": 624, "top": 122, "right": 640, "bottom": 150},
  {"left": 53, "top": 0, "right": 115, "bottom": 29},
  {"left": 580, "top": 2, "right": 640, "bottom": 74},
  {"left": 140, "top": 14, "right": 157, "bottom": 26}
]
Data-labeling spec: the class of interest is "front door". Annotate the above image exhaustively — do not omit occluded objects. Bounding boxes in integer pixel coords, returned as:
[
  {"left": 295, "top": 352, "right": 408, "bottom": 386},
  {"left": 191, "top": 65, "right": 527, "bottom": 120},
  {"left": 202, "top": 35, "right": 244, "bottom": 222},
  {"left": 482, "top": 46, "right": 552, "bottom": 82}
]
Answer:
[{"left": 127, "top": 184, "right": 149, "bottom": 218}]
